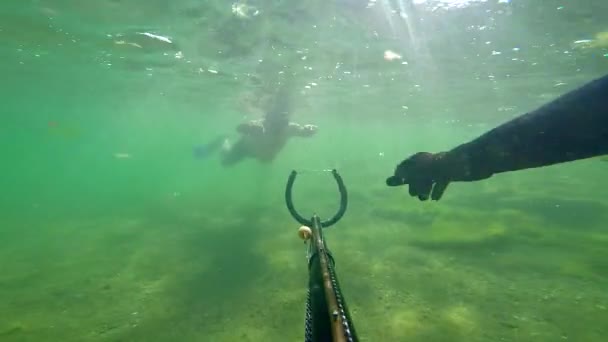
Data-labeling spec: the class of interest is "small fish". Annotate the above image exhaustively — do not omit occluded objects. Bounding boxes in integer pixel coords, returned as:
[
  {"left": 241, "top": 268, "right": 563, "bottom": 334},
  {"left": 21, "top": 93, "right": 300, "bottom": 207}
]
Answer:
[
  {"left": 137, "top": 32, "right": 172, "bottom": 44},
  {"left": 115, "top": 40, "right": 143, "bottom": 48},
  {"left": 572, "top": 31, "right": 608, "bottom": 49}
]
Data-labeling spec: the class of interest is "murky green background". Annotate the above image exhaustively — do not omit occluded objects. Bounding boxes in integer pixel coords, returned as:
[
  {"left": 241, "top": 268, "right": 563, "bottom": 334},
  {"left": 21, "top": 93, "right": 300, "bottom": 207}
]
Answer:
[{"left": 1, "top": 0, "right": 608, "bottom": 341}]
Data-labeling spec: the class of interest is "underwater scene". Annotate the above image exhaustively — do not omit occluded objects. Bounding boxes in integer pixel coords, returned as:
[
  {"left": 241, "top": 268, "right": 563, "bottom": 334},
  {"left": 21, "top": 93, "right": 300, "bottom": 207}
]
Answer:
[{"left": 1, "top": 0, "right": 608, "bottom": 341}]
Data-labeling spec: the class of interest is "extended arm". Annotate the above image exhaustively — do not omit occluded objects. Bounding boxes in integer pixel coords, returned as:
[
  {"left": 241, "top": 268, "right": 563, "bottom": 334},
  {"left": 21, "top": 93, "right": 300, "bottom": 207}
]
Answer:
[
  {"left": 287, "top": 123, "right": 318, "bottom": 137},
  {"left": 445, "top": 74, "right": 608, "bottom": 181},
  {"left": 387, "top": 74, "right": 608, "bottom": 201}
]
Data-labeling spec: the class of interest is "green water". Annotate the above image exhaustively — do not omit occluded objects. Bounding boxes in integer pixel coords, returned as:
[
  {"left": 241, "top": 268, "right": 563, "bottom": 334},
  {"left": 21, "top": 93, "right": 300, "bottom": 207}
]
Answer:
[{"left": 1, "top": 0, "right": 608, "bottom": 341}]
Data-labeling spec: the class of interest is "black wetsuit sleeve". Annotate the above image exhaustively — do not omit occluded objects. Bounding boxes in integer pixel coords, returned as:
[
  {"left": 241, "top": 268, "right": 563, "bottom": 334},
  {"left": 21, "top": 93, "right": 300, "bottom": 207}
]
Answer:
[{"left": 446, "top": 74, "right": 608, "bottom": 181}]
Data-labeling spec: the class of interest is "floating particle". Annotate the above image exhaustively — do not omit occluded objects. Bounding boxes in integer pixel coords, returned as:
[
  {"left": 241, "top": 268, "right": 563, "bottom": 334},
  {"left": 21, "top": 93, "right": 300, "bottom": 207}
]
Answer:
[
  {"left": 232, "top": 2, "right": 259, "bottom": 18},
  {"left": 384, "top": 50, "right": 402, "bottom": 61},
  {"left": 114, "top": 153, "right": 131, "bottom": 159}
]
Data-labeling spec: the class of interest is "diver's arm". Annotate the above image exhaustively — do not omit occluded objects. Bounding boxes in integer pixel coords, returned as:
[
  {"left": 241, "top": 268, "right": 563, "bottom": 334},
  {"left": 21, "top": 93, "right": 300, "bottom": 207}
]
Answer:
[
  {"left": 287, "top": 123, "right": 318, "bottom": 137},
  {"left": 443, "top": 74, "right": 608, "bottom": 181}
]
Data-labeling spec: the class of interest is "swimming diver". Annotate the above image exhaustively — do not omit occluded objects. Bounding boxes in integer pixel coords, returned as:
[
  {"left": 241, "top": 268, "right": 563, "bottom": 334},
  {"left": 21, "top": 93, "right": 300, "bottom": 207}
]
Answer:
[
  {"left": 386, "top": 73, "right": 608, "bottom": 201},
  {"left": 194, "top": 76, "right": 318, "bottom": 166}
]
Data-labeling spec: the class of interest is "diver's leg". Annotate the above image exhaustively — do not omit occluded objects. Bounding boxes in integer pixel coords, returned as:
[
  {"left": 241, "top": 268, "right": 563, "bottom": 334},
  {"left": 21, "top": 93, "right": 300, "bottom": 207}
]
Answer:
[
  {"left": 193, "top": 135, "right": 227, "bottom": 159},
  {"left": 220, "top": 139, "right": 248, "bottom": 166}
]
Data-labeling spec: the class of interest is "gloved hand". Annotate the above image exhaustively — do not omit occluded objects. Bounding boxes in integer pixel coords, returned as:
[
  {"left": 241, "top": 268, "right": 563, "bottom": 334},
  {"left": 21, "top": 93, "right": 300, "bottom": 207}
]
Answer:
[{"left": 385, "top": 152, "right": 452, "bottom": 201}]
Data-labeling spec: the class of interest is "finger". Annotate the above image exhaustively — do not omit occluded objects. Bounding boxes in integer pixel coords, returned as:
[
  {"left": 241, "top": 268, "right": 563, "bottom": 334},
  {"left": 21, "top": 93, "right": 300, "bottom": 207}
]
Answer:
[
  {"left": 408, "top": 183, "right": 417, "bottom": 197},
  {"left": 386, "top": 175, "right": 406, "bottom": 187},
  {"left": 431, "top": 180, "right": 450, "bottom": 201},
  {"left": 416, "top": 180, "right": 433, "bottom": 201},
  {"left": 409, "top": 179, "right": 432, "bottom": 200}
]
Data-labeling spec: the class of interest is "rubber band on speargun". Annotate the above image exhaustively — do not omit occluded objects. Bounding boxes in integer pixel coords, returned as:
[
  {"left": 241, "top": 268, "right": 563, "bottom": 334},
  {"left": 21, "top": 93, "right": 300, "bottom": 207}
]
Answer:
[{"left": 285, "top": 169, "right": 348, "bottom": 228}]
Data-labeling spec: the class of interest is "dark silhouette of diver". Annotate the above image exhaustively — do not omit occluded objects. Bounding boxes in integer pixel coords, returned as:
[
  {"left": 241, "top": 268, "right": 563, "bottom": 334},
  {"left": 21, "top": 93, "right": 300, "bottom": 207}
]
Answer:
[
  {"left": 194, "top": 77, "right": 318, "bottom": 166},
  {"left": 386, "top": 73, "right": 608, "bottom": 201}
]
